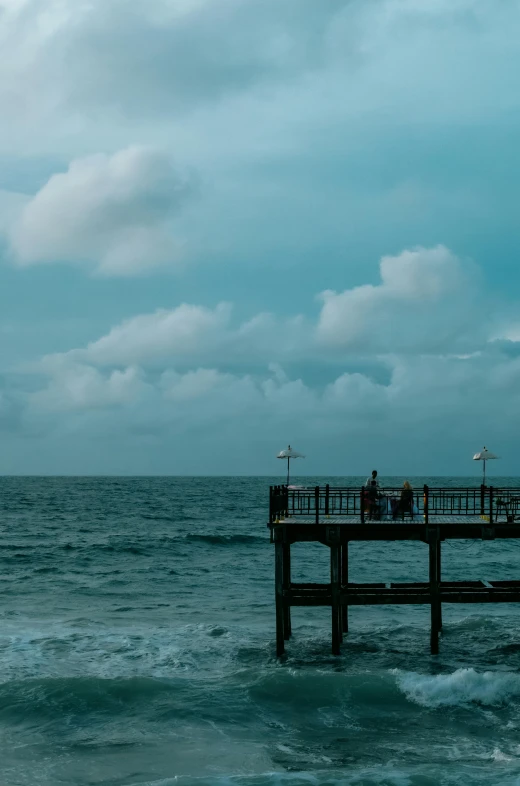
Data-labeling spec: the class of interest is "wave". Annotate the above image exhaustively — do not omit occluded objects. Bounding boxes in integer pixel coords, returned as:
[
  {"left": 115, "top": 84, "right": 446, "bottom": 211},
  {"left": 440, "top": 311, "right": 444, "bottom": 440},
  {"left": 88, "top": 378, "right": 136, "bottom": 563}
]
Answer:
[
  {"left": 393, "top": 667, "right": 520, "bottom": 707},
  {"left": 121, "top": 765, "right": 520, "bottom": 786},
  {"left": 0, "top": 676, "right": 176, "bottom": 722},
  {"left": 0, "top": 623, "right": 257, "bottom": 684},
  {"left": 0, "top": 533, "right": 266, "bottom": 559},
  {"left": 184, "top": 534, "right": 265, "bottom": 546}
]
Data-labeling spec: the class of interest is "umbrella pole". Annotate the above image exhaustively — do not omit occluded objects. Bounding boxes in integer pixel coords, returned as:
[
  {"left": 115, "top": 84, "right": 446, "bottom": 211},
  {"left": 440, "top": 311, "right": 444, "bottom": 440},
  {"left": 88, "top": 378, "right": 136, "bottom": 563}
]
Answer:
[
  {"left": 483, "top": 459, "right": 486, "bottom": 486},
  {"left": 287, "top": 457, "right": 290, "bottom": 486}
]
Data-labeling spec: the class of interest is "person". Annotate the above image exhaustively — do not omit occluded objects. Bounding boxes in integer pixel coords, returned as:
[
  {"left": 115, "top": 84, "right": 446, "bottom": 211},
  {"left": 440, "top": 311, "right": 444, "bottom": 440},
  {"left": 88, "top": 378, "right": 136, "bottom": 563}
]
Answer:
[
  {"left": 393, "top": 481, "right": 414, "bottom": 520},
  {"left": 365, "top": 470, "right": 379, "bottom": 488},
  {"left": 366, "top": 480, "right": 382, "bottom": 520}
]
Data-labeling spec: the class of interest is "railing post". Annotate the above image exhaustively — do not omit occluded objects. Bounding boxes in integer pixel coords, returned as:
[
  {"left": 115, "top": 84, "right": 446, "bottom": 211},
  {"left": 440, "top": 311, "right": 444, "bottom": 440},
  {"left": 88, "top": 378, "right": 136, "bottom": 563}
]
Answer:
[
  {"left": 489, "top": 485, "right": 494, "bottom": 524},
  {"left": 423, "top": 485, "right": 429, "bottom": 525},
  {"left": 315, "top": 486, "right": 320, "bottom": 525},
  {"left": 325, "top": 483, "right": 330, "bottom": 516},
  {"left": 360, "top": 486, "right": 365, "bottom": 524},
  {"left": 269, "top": 486, "right": 273, "bottom": 525},
  {"left": 283, "top": 485, "right": 289, "bottom": 518}
]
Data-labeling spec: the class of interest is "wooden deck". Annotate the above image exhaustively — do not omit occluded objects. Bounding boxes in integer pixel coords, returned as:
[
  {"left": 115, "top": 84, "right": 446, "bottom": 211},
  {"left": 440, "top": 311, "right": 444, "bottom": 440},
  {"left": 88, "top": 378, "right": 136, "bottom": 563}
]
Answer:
[{"left": 268, "top": 484, "right": 520, "bottom": 656}]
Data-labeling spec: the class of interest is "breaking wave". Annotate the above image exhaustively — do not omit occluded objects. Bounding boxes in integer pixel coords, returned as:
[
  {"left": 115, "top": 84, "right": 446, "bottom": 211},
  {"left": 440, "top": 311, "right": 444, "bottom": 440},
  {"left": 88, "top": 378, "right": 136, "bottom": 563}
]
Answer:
[{"left": 394, "top": 667, "right": 520, "bottom": 707}]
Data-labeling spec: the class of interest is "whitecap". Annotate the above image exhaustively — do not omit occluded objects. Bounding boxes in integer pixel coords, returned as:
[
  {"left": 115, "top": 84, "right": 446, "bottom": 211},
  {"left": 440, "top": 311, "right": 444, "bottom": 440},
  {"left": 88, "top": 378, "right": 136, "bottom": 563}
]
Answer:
[{"left": 392, "top": 667, "right": 520, "bottom": 707}]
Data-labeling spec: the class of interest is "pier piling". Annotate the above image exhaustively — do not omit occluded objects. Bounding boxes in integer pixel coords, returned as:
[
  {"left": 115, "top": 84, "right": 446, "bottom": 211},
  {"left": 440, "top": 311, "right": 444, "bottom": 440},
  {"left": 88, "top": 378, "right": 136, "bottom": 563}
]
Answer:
[
  {"left": 341, "top": 543, "right": 349, "bottom": 633},
  {"left": 429, "top": 530, "right": 440, "bottom": 654},
  {"left": 330, "top": 543, "right": 341, "bottom": 655},
  {"left": 283, "top": 543, "right": 292, "bottom": 640},
  {"left": 274, "top": 536, "right": 285, "bottom": 657}
]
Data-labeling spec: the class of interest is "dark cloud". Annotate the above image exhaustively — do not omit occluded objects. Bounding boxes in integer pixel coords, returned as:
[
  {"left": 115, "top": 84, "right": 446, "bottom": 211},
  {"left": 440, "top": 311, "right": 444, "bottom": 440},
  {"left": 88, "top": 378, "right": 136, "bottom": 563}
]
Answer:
[{"left": 48, "top": 0, "right": 352, "bottom": 116}]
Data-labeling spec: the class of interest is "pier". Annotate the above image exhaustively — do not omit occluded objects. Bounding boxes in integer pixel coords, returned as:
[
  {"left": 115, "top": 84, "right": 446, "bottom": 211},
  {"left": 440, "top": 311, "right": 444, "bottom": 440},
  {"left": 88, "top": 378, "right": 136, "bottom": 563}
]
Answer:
[{"left": 268, "top": 484, "right": 520, "bottom": 655}]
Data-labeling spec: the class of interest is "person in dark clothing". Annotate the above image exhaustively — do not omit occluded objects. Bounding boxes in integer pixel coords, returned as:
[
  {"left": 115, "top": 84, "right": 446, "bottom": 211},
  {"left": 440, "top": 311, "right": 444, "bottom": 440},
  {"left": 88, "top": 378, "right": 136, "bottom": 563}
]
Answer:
[
  {"left": 365, "top": 470, "right": 379, "bottom": 488},
  {"left": 367, "top": 479, "right": 381, "bottom": 520}
]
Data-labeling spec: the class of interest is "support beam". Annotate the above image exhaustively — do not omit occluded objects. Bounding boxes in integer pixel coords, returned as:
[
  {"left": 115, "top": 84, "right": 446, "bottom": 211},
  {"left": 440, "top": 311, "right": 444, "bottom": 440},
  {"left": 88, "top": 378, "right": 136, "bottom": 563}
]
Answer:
[
  {"left": 283, "top": 543, "right": 292, "bottom": 640},
  {"left": 275, "top": 539, "right": 285, "bottom": 656},
  {"left": 341, "top": 542, "right": 349, "bottom": 633},
  {"left": 330, "top": 544, "right": 341, "bottom": 655}
]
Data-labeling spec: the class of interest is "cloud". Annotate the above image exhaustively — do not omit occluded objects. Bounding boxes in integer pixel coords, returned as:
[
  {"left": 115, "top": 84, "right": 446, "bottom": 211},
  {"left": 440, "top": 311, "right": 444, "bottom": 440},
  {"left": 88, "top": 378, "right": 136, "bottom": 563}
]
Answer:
[
  {"left": 1, "top": 0, "right": 520, "bottom": 282},
  {"left": 26, "top": 349, "right": 520, "bottom": 447},
  {"left": 7, "top": 240, "right": 520, "bottom": 472},
  {"left": 36, "top": 302, "right": 311, "bottom": 370},
  {"left": 8, "top": 147, "right": 193, "bottom": 275},
  {"left": 27, "top": 243, "right": 490, "bottom": 422},
  {"left": 0, "top": 0, "right": 348, "bottom": 123},
  {"left": 24, "top": 243, "right": 494, "bottom": 413},
  {"left": 28, "top": 245, "right": 484, "bottom": 380},
  {"left": 81, "top": 302, "right": 233, "bottom": 366},
  {"left": 31, "top": 361, "right": 147, "bottom": 412},
  {"left": 316, "top": 245, "right": 480, "bottom": 353}
]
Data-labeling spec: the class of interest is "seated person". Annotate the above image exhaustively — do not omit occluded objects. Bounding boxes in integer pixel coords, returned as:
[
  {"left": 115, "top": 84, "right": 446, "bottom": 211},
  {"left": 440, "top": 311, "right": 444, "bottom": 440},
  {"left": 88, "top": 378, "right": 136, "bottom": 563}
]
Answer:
[{"left": 393, "top": 481, "right": 414, "bottom": 520}]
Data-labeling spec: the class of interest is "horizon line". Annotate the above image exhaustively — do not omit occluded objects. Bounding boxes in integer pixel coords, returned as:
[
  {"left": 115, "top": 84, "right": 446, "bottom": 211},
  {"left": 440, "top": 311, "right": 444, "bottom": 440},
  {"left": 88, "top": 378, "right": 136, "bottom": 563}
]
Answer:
[{"left": 0, "top": 473, "right": 514, "bottom": 479}]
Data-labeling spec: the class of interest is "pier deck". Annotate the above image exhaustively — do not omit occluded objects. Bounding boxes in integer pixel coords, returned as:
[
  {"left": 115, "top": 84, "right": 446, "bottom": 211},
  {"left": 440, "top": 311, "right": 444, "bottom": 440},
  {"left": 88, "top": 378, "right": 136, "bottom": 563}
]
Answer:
[
  {"left": 268, "top": 484, "right": 520, "bottom": 656},
  {"left": 276, "top": 513, "right": 507, "bottom": 525}
]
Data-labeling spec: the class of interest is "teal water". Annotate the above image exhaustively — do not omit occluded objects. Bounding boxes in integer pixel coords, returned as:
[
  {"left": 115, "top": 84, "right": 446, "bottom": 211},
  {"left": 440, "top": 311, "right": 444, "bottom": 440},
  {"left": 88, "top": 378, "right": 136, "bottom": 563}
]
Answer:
[{"left": 1, "top": 476, "right": 520, "bottom": 785}]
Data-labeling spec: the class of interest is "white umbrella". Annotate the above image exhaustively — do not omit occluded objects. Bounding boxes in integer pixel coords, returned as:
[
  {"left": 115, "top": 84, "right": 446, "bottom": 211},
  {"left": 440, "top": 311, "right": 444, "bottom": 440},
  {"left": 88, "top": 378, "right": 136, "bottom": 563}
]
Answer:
[
  {"left": 473, "top": 446, "right": 499, "bottom": 484},
  {"left": 277, "top": 445, "right": 305, "bottom": 486}
]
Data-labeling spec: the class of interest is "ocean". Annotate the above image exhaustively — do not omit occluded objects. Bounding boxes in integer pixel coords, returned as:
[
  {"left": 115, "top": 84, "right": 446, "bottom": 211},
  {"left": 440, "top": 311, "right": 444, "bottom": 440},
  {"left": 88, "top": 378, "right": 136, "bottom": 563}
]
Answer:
[{"left": 2, "top": 475, "right": 520, "bottom": 786}]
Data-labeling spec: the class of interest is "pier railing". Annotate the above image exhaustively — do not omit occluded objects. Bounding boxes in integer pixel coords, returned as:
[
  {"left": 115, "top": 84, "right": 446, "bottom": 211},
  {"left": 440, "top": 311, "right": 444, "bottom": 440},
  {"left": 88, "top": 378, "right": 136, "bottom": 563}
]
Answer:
[{"left": 269, "top": 485, "right": 520, "bottom": 525}]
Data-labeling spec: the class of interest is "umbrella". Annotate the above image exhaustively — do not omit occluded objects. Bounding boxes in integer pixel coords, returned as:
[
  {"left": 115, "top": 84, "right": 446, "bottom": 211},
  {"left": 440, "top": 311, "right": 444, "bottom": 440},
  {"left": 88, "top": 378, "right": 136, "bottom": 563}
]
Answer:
[
  {"left": 473, "top": 446, "right": 499, "bottom": 485},
  {"left": 277, "top": 445, "right": 305, "bottom": 486}
]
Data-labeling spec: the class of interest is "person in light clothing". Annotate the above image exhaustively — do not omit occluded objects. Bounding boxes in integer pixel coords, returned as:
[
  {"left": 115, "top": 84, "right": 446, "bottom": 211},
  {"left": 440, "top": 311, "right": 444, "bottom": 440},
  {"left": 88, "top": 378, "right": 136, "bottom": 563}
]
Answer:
[{"left": 392, "top": 481, "right": 415, "bottom": 520}]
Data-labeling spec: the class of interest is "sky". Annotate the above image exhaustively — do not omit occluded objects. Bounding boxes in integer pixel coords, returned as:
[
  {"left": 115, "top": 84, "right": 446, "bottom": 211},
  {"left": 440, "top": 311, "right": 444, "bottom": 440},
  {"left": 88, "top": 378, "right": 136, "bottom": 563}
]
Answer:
[{"left": 1, "top": 0, "right": 520, "bottom": 476}]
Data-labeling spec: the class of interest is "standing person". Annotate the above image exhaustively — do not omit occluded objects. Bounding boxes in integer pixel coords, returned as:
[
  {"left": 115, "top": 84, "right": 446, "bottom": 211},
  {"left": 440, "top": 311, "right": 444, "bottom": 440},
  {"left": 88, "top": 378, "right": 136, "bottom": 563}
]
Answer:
[
  {"left": 366, "top": 480, "right": 381, "bottom": 520},
  {"left": 365, "top": 470, "right": 379, "bottom": 488},
  {"left": 363, "top": 471, "right": 388, "bottom": 519}
]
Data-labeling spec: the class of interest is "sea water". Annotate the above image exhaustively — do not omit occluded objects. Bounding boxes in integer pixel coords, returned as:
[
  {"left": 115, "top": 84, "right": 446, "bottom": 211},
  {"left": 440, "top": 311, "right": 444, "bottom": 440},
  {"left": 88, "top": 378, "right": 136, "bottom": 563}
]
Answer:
[{"left": 1, "top": 475, "right": 520, "bottom": 786}]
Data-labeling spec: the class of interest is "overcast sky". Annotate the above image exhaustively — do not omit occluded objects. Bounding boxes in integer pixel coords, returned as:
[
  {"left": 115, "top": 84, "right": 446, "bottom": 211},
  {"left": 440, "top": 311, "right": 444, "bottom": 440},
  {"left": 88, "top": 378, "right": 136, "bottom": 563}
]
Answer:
[{"left": 1, "top": 0, "right": 519, "bottom": 476}]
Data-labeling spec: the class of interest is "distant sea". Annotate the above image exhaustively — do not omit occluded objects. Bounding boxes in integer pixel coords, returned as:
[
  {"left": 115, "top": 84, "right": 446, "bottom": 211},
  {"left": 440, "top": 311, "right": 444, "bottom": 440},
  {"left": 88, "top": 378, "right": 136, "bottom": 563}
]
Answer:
[{"left": 2, "top": 475, "right": 520, "bottom": 786}]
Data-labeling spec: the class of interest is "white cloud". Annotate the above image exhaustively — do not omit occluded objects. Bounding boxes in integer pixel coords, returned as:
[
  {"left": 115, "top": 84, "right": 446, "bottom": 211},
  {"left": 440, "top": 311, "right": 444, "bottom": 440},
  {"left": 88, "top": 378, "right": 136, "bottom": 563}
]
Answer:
[
  {"left": 160, "top": 368, "right": 237, "bottom": 402},
  {"left": 316, "top": 245, "right": 480, "bottom": 353},
  {"left": 8, "top": 146, "right": 192, "bottom": 275},
  {"left": 23, "top": 243, "right": 491, "bottom": 426},
  {"left": 81, "top": 302, "right": 232, "bottom": 366},
  {"left": 35, "top": 302, "right": 311, "bottom": 370},
  {"left": 8, "top": 233, "right": 520, "bottom": 473},
  {"left": 31, "top": 362, "right": 147, "bottom": 412},
  {"left": 26, "top": 349, "right": 520, "bottom": 447},
  {"left": 27, "top": 245, "right": 486, "bottom": 379}
]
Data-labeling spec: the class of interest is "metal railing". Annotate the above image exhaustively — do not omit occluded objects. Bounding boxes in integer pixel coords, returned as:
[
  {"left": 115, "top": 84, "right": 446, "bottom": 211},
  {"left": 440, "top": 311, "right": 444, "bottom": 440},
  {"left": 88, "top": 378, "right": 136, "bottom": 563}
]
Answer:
[{"left": 268, "top": 485, "right": 520, "bottom": 525}]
